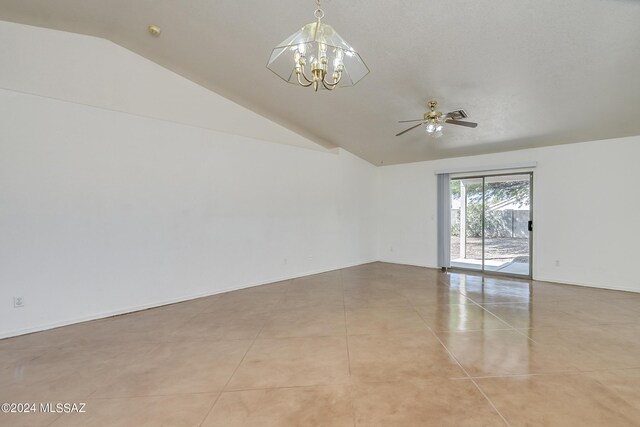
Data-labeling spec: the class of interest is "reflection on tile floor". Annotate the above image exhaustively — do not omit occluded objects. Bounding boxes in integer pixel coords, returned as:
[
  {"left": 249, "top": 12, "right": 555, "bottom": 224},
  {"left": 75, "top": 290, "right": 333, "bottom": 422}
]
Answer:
[{"left": 1, "top": 262, "right": 640, "bottom": 426}]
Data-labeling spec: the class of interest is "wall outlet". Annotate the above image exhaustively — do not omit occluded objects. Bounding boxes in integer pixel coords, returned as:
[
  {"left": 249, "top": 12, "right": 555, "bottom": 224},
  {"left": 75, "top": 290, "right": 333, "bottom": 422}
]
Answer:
[{"left": 14, "top": 296, "right": 25, "bottom": 308}]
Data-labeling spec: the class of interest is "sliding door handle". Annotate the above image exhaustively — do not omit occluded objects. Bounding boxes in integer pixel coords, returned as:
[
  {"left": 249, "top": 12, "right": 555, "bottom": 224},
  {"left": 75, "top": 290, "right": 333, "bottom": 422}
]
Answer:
[{"left": 528, "top": 220, "right": 533, "bottom": 232}]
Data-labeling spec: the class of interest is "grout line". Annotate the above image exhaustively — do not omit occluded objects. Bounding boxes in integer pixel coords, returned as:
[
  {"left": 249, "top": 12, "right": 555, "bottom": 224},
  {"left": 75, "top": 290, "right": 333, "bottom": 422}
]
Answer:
[
  {"left": 465, "top": 297, "right": 518, "bottom": 330},
  {"left": 428, "top": 327, "right": 512, "bottom": 427},
  {"left": 338, "top": 270, "right": 356, "bottom": 427},
  {"left": 82, "top": 391, "right": 227, "bottom": 400},
  {"left": 197, "top": 278, "right": 303, "bottom": 425},
  {"left": 222, "top": 381, "right": 353, "bottom": 394},
  {"left": 576, "top": 366, "right": 640, "bottom": 373},
  {"left": 512, "top": 327, "right": 540, "bottom": 343},
  {"left": 197, "top": 323, "right": 266, "bottom": 427},
  {"left": 464, "top": 370, "right": 585, "bottom": 380},
  {"left": 463, "top": 296, "right": 545, "bottom": 344}
]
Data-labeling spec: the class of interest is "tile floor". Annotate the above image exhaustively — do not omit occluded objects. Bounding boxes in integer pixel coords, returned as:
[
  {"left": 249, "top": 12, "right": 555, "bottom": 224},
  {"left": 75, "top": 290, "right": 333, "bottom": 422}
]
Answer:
[{"left": 1, "top": 262, "right": 640, "bottom": 426}]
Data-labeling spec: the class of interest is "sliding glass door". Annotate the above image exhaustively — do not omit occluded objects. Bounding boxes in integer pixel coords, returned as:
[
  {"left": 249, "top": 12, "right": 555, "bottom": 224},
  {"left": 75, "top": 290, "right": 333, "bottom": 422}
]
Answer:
[{"left": 449, "top": 173, "right": 532, "bottom": 277}]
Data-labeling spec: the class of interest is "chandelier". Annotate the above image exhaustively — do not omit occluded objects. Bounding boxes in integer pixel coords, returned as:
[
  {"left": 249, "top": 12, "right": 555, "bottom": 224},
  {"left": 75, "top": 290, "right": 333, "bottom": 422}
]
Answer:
[{"left": 267, "top": 0, "right": 369, "bottom": 91}]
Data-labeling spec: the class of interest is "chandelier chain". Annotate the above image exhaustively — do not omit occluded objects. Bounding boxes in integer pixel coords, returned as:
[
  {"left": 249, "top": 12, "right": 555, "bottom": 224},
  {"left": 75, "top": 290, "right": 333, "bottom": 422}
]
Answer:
[{"left": 314, "top": 0, "right": 324, "bottom": 20}]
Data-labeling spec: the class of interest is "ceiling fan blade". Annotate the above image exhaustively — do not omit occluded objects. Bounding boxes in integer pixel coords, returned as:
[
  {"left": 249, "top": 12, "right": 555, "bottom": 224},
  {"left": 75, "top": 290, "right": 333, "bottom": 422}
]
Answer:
[
  {"left": 445, "top": 119, "right": 478, "bottom": 128},
  {"left": 395, "top": 122, "right": 424, "bottom": 136},
  {"left": 445, "top": 110, "right": 469, "bottom": 120},
  {"left": 398, "top": 119, "right": 424, "bottom": 123}
]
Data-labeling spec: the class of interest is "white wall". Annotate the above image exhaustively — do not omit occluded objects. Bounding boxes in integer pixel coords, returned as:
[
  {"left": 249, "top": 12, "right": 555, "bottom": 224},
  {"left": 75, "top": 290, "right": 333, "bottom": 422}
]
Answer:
[
  {"left": 0, "top": 22, "right": 377, "bottom": 338},
  {"left": 377, "top": 136, "right": 640, "bottom": 293}
]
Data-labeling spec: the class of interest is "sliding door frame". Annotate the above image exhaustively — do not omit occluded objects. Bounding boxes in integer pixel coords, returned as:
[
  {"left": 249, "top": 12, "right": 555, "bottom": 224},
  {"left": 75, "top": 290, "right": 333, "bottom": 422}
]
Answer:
[{"left": 449, "top": 171, "right": 533, "bottom": 279}]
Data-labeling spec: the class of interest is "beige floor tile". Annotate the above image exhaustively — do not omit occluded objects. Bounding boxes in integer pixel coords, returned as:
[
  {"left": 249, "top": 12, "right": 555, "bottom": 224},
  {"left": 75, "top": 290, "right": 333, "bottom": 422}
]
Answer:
[
  {"left": 259, "top": 306, "right": 346, "bottom": 338},
  {"left": 91, "top": 340, "right": 252, "bottom": 397},
  {"left": 352, "top": 379, "right": 505, "bottom": 426},
  {"left": 0, "top": 298, "right": 213, "bottom": 348},
  {"left": 586, "top": 368, "right": 640, "bottom": 411},
  {"left": 477, "top": 373, "right": 640, "bottom": 426},
  {"left": 275, "top": 290, "right": 344, "bottom": 310},
  {"left": 49, "top": 393, "right": 218, "bottom": 427},
  {"left": 454, "top": 276, "right": 533, "bottom": 304},
  {"left": 342, "top": 277, "right": 399, "bottom": 292},
  {"left": 401, "top": 287, "right": 472, "bottom": 305},
  {"left": 202, "top": 385, "right": 353, "bottom": 427},
  {"left": 169, "top": 310, "right": 267, "bottom": 341},
  {"left": 488, "top": 299, "right": 640, "bottom": 329},
  {"left": 31, "top": 307, "right": 201, "bottom": 348},
  {"left": 415, "top": 304, "right": 511, "bottom": 331},
  {"left": 555, "top": 298, "right": 640, "bottom": 325},
  {"left": 527, "top": 324, "right": 640, "bottom": 370},
  {"left": 526, "top": 281, "right": 597, "bottom": 302},
  {"left": 0, "top": 347, "right": 51, "bottom": 372},
  {"left": 0, "top": 326, "right": 80, "bottom": 350},
  {"left": 290, "top": 274, "right": 342, "bottom": 290},
  {"left": 344, "top": 288, "right": 411, "bottom": 308},
  {"left": 226, "top": 337, "right": 350, "bottom": 390},
  {"left": 464, "top": 289, "right": 532, "bottom": 305},
  {"left": 482, "top": 302, "right": 591, "bottom": 329},
  {"left": 438, "top": 329, "right": 577, "bottom": 376},
  {"left": 348, "top": 333, "right": 465, "bottom": 382},
  {"left": 69, "top": 314, "right": 193, "bottom": 345},
  {"left": 346, "top": 306, "right": 429, "bottom": 335},
  {"left": 0, "top": 342, "right": 157, "bottom": 401},
  {"left": 0, "top": 410, "right": 61, "bottom": 427},
  {"left": 200, "top": 291, "right": 284, "bottom": 313}
]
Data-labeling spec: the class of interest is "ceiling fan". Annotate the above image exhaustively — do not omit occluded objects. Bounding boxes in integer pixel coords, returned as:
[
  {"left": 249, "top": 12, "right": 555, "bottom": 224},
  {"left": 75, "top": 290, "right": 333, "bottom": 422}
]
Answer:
[{"left": 396, "top": 100, "right": 478, "bottom": 138}]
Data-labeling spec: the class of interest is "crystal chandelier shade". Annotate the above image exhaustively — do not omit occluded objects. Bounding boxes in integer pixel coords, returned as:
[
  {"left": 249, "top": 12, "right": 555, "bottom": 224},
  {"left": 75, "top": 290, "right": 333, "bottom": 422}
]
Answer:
[{"left": 267, "top": 1, "right": 369, "bottom": 91}]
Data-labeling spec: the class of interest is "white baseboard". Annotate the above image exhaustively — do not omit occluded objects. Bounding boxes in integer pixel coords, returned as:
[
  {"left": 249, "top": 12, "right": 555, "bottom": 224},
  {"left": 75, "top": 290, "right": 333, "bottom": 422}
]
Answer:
[{"left": 0, "top": 259, "right": 377, "bottom": 340}]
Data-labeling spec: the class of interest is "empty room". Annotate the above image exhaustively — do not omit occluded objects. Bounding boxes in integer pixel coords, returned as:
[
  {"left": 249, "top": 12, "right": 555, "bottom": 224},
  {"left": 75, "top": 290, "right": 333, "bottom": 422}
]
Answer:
[{"left": 1, "top": 0, "right": 639, "bottom": 426}]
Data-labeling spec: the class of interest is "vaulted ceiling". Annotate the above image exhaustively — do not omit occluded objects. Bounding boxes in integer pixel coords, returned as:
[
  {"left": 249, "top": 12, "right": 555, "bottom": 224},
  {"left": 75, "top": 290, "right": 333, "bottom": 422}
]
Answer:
[{"left": 1, "top": 0, "right": 639, "bottom": 165}]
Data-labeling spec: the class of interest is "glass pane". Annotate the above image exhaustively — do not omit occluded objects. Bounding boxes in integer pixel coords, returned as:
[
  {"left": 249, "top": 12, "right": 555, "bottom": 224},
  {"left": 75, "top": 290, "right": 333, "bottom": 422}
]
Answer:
[
  {"left": 450, "top": 177, "right": 483, "bottom": 271},
  {"left": 483, "top": 174, "right": 531, "bottom": 276}
]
